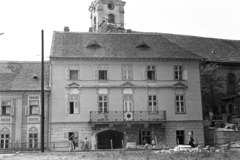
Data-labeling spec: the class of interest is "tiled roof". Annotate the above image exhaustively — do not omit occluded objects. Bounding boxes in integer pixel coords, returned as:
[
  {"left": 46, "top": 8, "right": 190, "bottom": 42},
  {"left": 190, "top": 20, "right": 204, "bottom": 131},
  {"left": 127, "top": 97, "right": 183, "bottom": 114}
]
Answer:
[
  {"left": 0, "top": 61, "right": 50, "bottom": 91},
  {"left": 159, "top": 33, "right": 240, "bottom": 62},
  {"left": 50, "top": 32, "right": 203, "bottom": 60}
]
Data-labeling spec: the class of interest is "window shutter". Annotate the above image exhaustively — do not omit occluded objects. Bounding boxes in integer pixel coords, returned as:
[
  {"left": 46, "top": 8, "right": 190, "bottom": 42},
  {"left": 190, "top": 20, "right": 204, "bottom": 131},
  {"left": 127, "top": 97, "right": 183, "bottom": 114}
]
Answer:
[
  {"left": 0, "top": 100, "right": 2, "bottom": 115},
  {"left": 156, "top": 70, "right": 158, "bottom": 80},
  {"left": 66, "top": 69, "right": 70, "bottom": 80},
  {"left": 143, "top": 70, "right": 147, "bottom": 80},
  {"left": 78, "top": 69, "right": 82, "bottom": 80},
  {"left": 64, "top": 132, "right": 69, "bottom": 138},
  {"left": 38, "top": 105, "right": 41, "bottom": 115},
  {"left": 10, "top": 105, "right": 14, "bottom": 115},
  {"left": 67, "top": 102, "right": 70, "bottom": 114},
  {"left": 25, "top": 105, "right": 30, "bottom": 115},
  {"left": 182, "top": 70, "right": 188, "bottom": 80},
  {"left": 74, "top": 101, "right": 80, "bottom": 114},
  {"left": 94, "top": 70, "right": 99, "bottom": 80}
]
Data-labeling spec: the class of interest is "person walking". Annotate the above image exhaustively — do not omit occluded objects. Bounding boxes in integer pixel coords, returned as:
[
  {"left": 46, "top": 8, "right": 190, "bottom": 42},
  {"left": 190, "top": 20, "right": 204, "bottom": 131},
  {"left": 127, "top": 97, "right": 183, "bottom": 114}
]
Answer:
[
  {"left": 84, "top": 137, "right": 89, "bottom": 151},
  {"left": 188, "top": 131, "right": 194, "bottom": 148}
]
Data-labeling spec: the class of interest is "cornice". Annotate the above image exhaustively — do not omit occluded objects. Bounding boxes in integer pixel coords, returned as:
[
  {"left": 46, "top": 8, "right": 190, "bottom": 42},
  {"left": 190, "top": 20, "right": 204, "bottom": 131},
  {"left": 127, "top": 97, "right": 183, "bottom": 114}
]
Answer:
[{"left": 50, "top": 56, "right": 202, "bottom": 62}]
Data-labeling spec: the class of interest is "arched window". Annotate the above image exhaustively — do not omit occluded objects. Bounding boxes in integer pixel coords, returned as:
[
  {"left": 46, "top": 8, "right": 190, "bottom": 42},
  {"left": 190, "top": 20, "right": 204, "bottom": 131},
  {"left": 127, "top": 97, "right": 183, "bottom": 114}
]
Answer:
[
  {"left": 0, "top": 128, "right": 10, "bottom": 149},
  {"left": 29, "top": 127, "right": 38, "bottom": 149},
  {"left": 108, "top": 14, "right": 115, "bottom": 23},
  {"left": 227, "top": 73, "right": 236, "bottom": 95}
]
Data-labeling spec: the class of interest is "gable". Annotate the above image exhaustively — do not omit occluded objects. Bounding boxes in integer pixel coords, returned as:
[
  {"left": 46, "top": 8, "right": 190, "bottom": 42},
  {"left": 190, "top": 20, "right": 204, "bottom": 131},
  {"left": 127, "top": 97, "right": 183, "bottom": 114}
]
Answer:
[{"left": 120, "top": 82, "right": 135, "bottom": 88}]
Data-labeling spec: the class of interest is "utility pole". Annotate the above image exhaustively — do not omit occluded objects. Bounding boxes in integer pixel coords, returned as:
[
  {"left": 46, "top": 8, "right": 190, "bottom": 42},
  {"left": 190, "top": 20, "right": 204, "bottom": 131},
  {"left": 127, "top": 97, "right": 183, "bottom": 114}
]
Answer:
[{"left": 41, "top": 30, "right": 45, "bottom": 152}]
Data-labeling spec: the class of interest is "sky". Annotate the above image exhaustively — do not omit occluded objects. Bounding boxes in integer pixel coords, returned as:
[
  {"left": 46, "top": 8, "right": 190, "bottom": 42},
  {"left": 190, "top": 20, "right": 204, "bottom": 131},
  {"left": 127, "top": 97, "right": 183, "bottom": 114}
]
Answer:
[{"left": 0, "top": 0, "right": 240, "bottom": 61}]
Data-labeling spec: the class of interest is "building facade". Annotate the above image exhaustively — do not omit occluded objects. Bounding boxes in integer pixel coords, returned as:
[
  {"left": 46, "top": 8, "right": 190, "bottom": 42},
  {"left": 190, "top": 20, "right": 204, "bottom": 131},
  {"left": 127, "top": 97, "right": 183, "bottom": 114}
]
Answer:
[
  {"left": 49, "top": 29, "right": 205, "bottom": 149},
  {"left": 0, "top": 61, "right": 50, "bottom": 151}
]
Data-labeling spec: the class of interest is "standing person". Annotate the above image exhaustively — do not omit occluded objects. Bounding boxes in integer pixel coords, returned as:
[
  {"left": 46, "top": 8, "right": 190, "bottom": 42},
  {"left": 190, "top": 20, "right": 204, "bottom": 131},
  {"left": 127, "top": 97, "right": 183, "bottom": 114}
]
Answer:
[
  {"left": 84, "top": 137, "right": 89, "bottom": 151},
  {"left": 188, "top": 131, "right": 194, "bottom": 148},
  {"left": 151, "top": 139, "right": 156, "bottom": 148},
  {"left": 69, "top": 133, "right": 75, "bottom": 151}
]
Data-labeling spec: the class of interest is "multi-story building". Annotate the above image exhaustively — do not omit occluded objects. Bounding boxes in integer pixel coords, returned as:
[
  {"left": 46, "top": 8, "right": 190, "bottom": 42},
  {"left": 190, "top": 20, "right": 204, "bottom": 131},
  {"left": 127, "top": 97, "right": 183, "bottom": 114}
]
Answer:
[
  {"left": 49, "top": 0, "right": 205, "bottom": 150},
  {"left": 0, "top": 61, "right": 50, "bottom": 151}
]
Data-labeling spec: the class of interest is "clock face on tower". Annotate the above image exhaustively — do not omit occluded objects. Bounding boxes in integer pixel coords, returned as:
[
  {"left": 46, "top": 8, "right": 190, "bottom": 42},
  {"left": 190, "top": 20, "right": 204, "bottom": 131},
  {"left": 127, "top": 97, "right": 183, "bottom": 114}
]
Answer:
[{"left": 108, "top": 3, "right": 115, "bottom": 10}]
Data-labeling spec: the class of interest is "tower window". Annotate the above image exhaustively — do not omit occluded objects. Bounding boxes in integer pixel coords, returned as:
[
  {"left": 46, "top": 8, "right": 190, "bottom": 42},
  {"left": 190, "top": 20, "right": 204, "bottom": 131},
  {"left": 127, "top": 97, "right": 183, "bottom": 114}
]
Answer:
[
  {"left": 108, "top": 14, "right": 115, "bottom": 23},
  {"left": 108, "top": 3, "right": 115, "bottom": 10}
]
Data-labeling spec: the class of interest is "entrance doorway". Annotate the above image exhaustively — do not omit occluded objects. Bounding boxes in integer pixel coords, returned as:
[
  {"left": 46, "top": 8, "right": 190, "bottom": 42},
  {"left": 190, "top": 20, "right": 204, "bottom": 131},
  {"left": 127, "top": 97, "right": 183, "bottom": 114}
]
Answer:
[{"left": 97, "top": 130, "right": 124, "bottom": 149}]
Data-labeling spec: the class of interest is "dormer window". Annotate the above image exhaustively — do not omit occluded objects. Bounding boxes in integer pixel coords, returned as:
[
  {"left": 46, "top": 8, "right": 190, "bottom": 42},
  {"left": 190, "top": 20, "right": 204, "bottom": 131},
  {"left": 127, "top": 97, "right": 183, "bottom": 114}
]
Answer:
[
  {"left": 108, "top": 14, "right": 115, "bottom": 23},
  {"left": 136, "top": 41, "right": 150, "bottom": 49},
  {"left": 86, "top": 40, "right": 101, "bottom": 49}
]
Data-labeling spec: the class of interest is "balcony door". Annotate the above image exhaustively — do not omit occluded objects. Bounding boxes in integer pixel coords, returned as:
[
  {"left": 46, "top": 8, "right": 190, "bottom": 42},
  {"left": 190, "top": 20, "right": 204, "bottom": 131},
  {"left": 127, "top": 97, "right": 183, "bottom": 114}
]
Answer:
[{"left": 123, "top": 95, "right": 133, "bottom": 112}]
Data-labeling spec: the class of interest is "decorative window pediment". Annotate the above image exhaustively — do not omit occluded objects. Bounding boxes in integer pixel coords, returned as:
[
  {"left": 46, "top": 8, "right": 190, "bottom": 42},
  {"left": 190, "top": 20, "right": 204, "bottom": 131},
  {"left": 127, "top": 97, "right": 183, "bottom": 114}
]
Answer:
[
  {"left": 66, "top": 82, "right": 82, "bottom": 89},
  {"left": 86, "top": 40, "right": 101, "bottom": 49},
  {"left": 120, "top": 82, "right": 135, "bottom": 88},
  {"left": 136, "top": 41, "right": 151, "bottom": 49},
  {"left": 172, "top": 82, "right": 188, "bottom": 89}
]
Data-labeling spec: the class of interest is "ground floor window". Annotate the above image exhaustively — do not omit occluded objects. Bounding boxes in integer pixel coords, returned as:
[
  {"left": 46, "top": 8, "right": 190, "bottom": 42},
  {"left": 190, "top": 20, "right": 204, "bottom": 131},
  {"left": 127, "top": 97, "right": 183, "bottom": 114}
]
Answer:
[
  {"left": 139, "top": 130, "right": 151, "bottom": 145},
  {"left": 0, "top": 134, "right": 9, "bottom": 149},
  {"left": 67, "top": 132, "right": 78, "bottom": 147},
  {"left": 176, "top": 130, "right": 185, "bottom": 145},
  {"left": 29, "top": 133, "right": 38, "bottom": 149}
]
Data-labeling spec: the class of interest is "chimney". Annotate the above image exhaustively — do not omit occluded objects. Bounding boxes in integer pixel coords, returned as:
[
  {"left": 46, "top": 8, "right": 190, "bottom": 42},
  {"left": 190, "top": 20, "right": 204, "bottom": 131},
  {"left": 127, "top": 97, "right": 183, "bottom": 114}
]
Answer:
[{"left": 64, "top": 26, "right": 70, "bottom": 32}]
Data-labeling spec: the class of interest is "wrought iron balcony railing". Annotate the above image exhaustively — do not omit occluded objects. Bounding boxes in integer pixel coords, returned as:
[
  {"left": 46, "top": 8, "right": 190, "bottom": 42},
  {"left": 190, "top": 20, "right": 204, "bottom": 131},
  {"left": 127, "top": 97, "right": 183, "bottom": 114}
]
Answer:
[{"left": 90, "top": 111, "right": 166, "bottom": 122}]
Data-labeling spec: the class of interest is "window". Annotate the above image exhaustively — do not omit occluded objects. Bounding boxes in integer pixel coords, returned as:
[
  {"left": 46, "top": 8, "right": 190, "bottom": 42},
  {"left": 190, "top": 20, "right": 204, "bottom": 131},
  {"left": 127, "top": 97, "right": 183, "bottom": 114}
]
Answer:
[
  {"left": 25, "top": 96, "right": 41, "bottom": 115},
  {"left": 108, "top": 3, "right": 115, "bottom": 10},
  {"left": 123, "top": 95, "right": 133, "bottom": 112},
  {"left": 68, "top": 94, "right": 80, "bottom": 114},
  {"left": 176, "top": 95, "right": 185, "bottom": 113},
  {"left": 176, "top": 130, "right": 185, "bottom": 144},
  {"left": 29, "top": 100, "right": 39, "bottom": 115},
  {"left": 146, "top": 66, "right": 156, "bottom": 80},
  {"left": 67, "top": 65, "right": 82, "bottom": 80},
  {"left": 139, "top": 130, "right": 151, "bottom": 145},
  {"left": 29, "top": 133, "right": 38, "bottom": 149},
  {"left": 95, "top": 65, "right": 108, "bottom": 80},
  {"left": 108, "top": 14, "right": 115, "bottom": 23},
  {"left": 1, "top": 100, "right": 11, "bottom": 115},
  {"left": 148, "top": 95, "right": 157, "bottom": 112},
  {"left": 174, "top": 66, "right": 183, "bottom": 80},
  {"left": 98, "top": 95, "right": 108, "bottom": 113},
  {"left": 122, "top": 65, "right": 133, "bottom": 80},
  {"left": 0, "top": 134, "right": 9, "bottom": 149}
]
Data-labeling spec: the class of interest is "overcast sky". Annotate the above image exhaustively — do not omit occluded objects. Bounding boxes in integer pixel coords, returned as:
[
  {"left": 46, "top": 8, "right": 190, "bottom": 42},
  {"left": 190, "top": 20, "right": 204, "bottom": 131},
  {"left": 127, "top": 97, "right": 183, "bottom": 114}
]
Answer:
[{"left": 0, "top": 0, "right": 240, "bottom": 61}]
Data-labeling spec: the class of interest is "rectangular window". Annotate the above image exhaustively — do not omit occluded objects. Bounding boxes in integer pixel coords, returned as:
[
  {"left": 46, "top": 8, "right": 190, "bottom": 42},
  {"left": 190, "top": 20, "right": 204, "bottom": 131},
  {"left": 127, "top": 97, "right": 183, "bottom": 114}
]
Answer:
[
  {"left": 98, "top": 65, "right": 108, "bottom": 80},
  {"left": 176, "top": 130, "right": 185, "bottom": 145},
  {"left": 29, "top": 133, "right": 38, "bottom": 149},
  {"left": 147, "top": 66, "right": 156, "bottom": 80},
  {"left": 68, "top": 95, "right": 80, "bottom": 114},
  {"left": 1, "top": 100, "right": 11, "bottom": 115},
  {"left": 123, "top": 95, "right": 133, "bottom": 111},
  {"left": 122, "top": 65, "right": 133, "bottom": 80},
  {"left": 176, "top": 95, "right": 185, "bottom": 113},
  {"left": 98, "top": 95, "right": 108, "bottom": 113},
  {"left": 68, "top": 132, "right": 79, "bottom": 147},
  {"left": 67, "top": 64, "right": 81, "bottom": 80},
  {"left": 0, "top": 134, "right": 9, "bottom": 149},
  {"left": 148, "top": 95, "right": 157, "bottom": 112},
  {"left": 174, "top": 66, "right": 183, "bottom": 80},
  {"left": 28, "top": 96, "right": 40, "bottom": 115}
]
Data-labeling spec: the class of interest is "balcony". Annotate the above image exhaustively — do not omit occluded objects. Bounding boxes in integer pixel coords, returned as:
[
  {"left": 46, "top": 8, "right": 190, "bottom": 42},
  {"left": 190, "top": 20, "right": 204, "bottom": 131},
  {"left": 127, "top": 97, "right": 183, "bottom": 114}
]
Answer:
[{"left": 90, "top": 111, "right": 166, "bottom": 122}]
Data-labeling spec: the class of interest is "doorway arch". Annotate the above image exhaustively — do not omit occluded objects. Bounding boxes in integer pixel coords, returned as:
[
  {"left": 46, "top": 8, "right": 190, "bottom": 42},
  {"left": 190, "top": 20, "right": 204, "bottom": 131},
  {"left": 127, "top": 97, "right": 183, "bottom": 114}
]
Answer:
[{"left": 97, "top": 130, "right": 124, "bottom": 149}]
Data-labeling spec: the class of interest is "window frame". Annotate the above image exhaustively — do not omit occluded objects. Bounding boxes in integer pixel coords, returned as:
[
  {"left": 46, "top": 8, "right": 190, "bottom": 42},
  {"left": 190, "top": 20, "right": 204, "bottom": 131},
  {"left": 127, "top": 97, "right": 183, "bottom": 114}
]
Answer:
[
  {"left": 176, "top": 130, "right": 185, "bottom": 145},
  {"left": 29, "top": 133, "right": 38, "bottom": 149},
  {"left": 146, "top": 65, "right": 156, "bottom": 80},
  {"left": 122, "top": 65, "right": 133, "bottom": 80},
  {"left": 174, "top": 65, "right": 183, "bottom": 80},
  {"left": 68, "top": 94, "right": 80, "bottom": 115},
  {"left": 147, "top": 95, "right": 158, "bottom": 112},
  {"left": 0, "top": 133, "right": 10, "bottom": 149},
  {"left": 28, "top": 95, "right": 41, "bottom": 116},
  {"left": 98, "top": 95, "right": 108, "bottom": 113},
  {"left": 1, "top": 100, "right": 12, "bottom": 115},
  {"left": 97, "top": 65, "right": 108, "bottom": 80},
  {"left": 123, "top": 95, "right": 134, "bottom": 112},
  {"left": 67, "top": 64, "right": 82, "bottom": 80},
  {"left": 175, "top": 94, "right": 186, "bottom": 114}
]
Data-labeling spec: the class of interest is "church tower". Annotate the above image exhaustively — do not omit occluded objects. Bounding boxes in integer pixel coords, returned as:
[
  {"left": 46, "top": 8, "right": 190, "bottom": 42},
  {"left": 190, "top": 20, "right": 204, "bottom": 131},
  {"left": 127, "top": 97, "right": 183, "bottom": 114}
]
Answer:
[{"left": 89, "top": 0, "right": 126, "bottom": 33}]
